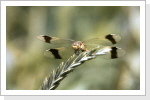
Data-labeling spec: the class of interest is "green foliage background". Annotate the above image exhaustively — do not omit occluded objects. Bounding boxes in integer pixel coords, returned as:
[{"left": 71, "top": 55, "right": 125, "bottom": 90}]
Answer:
[{"left": 6, "top": 6, "right": 140, "bottom": 90}]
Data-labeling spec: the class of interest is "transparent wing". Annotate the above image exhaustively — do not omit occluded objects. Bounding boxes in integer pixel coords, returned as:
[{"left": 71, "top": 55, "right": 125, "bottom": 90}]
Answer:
[
  {"left": 94, "top": 46, "right": 126, "bottom": 59},
  {"left": 84, "top": 34, "right": 121, "bottom": 47},
  {"left": 44, "top": 47, "right": 74, "bottom": 59},
  {"left": 37, "top": 35, "right": 75, "bottom": 48}
]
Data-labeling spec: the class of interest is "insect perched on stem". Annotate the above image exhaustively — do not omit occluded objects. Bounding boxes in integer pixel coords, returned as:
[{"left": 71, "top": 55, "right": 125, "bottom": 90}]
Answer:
[{"left": 37, "top": 34, "right": 125, "bottom": 59}]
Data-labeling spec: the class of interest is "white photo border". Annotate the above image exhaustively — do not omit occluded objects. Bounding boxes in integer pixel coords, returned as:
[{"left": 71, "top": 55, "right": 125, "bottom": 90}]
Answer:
[{"left": 1, "top": 1, "right": 145, "bottom": 95}]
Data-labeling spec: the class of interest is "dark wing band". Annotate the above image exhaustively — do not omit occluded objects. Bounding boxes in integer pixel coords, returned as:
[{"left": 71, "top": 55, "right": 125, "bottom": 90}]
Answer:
[
  {"left": 84, "top": 34, "right": 121, "bottom": 47},
  {"left": 95, "top": 46, "right": 126, "bottom": 59},
  {"left": 44, "top": 47, "right": 74, "bottom": 59},
  {"left": 111, "top": 47, "right": 118, "bottom": 59},
  {"left": 37, "top": 35, "right": 74, "bottom": 44},
  {"left": 105, "top": 34, "right": 117, "bottom": 44},
  {"left": 48, "top": 49, "right": 62, "bottom": 59}
]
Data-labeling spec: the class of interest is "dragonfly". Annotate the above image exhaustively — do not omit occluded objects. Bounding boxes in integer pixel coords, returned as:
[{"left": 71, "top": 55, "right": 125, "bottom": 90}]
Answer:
[{"left": 37, "top": 34, "right": 126, "bottom": 59}]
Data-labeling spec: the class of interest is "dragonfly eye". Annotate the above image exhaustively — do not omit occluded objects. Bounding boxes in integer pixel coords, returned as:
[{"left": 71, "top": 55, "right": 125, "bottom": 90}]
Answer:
[{"left": 72, "top": 42, "right": 78, "bottom": 47}]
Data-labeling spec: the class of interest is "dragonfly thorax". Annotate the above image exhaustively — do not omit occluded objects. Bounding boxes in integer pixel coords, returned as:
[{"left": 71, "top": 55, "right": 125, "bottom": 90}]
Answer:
[{"left": 72, "top": 41, "right": 87, "bottom": 52}]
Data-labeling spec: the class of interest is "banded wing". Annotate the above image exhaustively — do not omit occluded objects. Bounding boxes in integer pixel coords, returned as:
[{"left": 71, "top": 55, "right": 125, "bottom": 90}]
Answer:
[
  {"left": 94, "top": 46, "right": 126, "bottom": 59},
  {"left": 37, "top": 35, "right": 75, "bottom": 48},
  {"left": 84, "top": 34, "right": 125, "bottom": 59},
  {"left": 44, "top": 47, "right": 74, "bottom": 59},
  {"left": 84, "top": 34, "right": 121, "bottom": 50},
  {"left": 37, "top": 35, "right": 75, "bottom": 59}
]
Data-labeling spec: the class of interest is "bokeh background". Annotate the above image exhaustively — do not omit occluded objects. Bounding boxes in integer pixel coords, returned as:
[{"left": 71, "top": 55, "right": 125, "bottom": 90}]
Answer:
[{"left": 6, "top": 6, "right": 140, "bottom": 90}]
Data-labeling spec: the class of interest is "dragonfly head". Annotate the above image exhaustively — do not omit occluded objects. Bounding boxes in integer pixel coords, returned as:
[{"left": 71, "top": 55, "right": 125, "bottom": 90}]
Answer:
[{"left": 72, "top": 41, "right": 86, "bottom": 52}]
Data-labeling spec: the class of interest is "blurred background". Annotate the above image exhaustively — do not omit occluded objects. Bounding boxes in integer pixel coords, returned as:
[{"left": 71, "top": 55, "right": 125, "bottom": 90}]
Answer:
[{"left": 6, "top": 6, "right": 140, "bottom": 90}]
